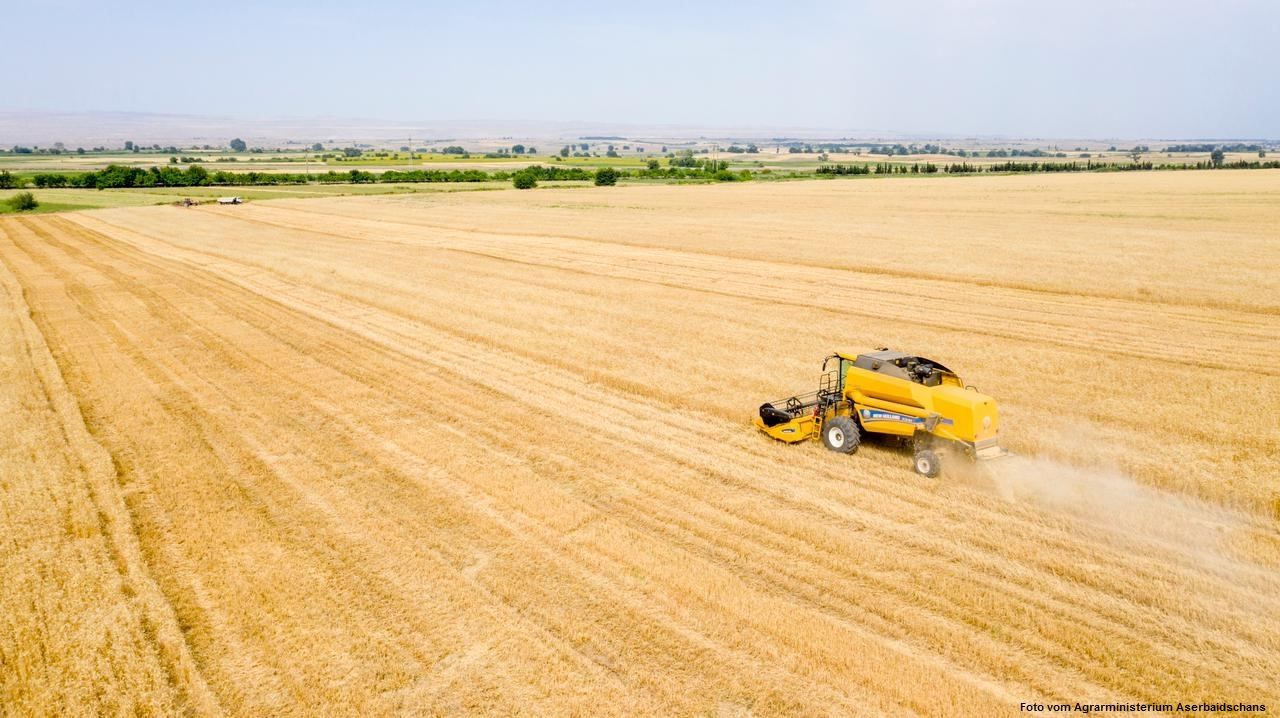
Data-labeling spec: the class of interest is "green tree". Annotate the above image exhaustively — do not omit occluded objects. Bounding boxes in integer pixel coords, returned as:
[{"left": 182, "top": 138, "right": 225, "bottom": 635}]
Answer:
[
  {"left": 559, "top": 146, "right": 570, "bottom": 157},
  {"left": 1260, "top": 150, "right": 1267, "bottom": 158},
  {"left": 0, "top": 170, "right": 16, "bottom": 189},
  {"left": 513, "top": 170, "right": 537, "bottom": 189},
  {"left": 594, "top": 167, "right": 619, "bottom": 186},
  {"left": 512, "top": 144, "right": 526, "bottom": 154},
  {"left": 670, "top": 149, "right": 697, "bottom": 167},
  {"left": 1210, "top": 149, "right": 1225, "bottom": 167},
  {"left": 312, "top": 143, "right": 324, "bottom": 151},
  {"left": 185, "top": 165, "right": 210, "bottom": 185},
  {"left": 124, "top": 140, "right": 134, "bottom": 151},
  {"left": 229, "top": 138, "right": 247, "bottom": 152},
  {"left": 646, "top": 159, "right": 660, "bottom": 171},
  {"left": 6, "top": 191, "right": 38, "bottom": 211},
  {"left": 527, "top": 147, "right": 537, "bottom": 155}
]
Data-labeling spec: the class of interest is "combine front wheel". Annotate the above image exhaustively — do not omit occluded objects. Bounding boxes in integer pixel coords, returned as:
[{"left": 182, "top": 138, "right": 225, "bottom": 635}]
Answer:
[{"left": 822, "top": 416, "right": 860, "bottom": 454}]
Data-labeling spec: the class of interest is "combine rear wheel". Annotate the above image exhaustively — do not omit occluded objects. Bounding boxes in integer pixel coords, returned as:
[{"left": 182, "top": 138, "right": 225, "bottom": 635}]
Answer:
[
  {"left": 822, "top": 416, "right": 859, "bottom": 454},
  {"left": 913, "top": 449, "right": 941, "bottom": 477}
]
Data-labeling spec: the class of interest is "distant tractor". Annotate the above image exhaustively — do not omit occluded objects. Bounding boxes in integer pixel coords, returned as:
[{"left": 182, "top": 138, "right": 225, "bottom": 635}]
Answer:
[{"left": 755, "top": 349, "right": 1007, "bottom": 476}]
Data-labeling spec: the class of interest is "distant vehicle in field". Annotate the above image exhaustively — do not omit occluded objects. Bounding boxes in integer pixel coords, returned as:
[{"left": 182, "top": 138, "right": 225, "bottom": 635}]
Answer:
[
  {"left": 755, "top": 349, "right": 1007, "bottom": 477},
  {"left": 216, "top": 196, "right": 244, "bottom": 205}
]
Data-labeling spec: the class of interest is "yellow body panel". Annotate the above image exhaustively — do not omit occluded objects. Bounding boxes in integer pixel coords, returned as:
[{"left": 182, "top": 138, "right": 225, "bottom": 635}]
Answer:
[
  {"left": 756, "top": 351, "right": 1006, "bottom": 466},
  {"left": 843, "top": 364, "right": 999, "bottom": 445}
]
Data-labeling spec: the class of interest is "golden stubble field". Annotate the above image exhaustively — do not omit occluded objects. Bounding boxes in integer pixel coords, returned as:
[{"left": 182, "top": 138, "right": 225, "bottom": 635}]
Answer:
[{"left": 2, "top": 171, "right": 1278, "bottom": 716}]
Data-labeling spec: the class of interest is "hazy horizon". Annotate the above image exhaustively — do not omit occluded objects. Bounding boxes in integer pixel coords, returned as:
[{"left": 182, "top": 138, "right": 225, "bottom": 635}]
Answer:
[{"left": 7, "top": 0, "right": 1279, "bottom": 139}]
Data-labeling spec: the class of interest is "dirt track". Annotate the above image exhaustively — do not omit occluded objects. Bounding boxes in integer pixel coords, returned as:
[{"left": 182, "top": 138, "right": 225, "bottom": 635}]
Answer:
[{"left": 3, "top": 173, "right": 1279, "bottom": 715}]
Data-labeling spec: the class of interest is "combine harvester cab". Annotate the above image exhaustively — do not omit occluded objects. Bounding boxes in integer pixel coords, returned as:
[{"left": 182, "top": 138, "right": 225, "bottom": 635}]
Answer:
[{"left": 756, "top": 349, "right": 1008, "bottom": 477}]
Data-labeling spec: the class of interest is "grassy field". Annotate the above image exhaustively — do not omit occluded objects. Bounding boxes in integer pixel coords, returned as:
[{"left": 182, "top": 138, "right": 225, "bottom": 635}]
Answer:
[
  {"left": 2, "top": 171, "right": 1278, "bottom": 715},
  {"left": 0, "top": 181, "right": 592, "bottom": 214}
]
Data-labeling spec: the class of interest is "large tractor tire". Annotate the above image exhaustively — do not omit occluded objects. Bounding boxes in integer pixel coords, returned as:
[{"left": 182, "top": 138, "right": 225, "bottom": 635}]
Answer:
[
  {"left": 913, "top": 449, "right": 941, "bottom": 478},
  {"left": 822, "top": 416, "right": 860, "bottom": 454}
]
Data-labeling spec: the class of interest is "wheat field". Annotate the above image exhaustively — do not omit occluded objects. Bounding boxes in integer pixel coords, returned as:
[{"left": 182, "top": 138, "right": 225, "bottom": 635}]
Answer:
[{"left": 2, "top": 171, "right": 1278, "bottom": 716}]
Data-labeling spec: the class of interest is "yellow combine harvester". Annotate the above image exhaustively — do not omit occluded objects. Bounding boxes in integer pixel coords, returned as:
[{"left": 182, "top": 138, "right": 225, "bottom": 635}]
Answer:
[{"left": 755, "top": 349, "right": 1007, "bottom": 476}]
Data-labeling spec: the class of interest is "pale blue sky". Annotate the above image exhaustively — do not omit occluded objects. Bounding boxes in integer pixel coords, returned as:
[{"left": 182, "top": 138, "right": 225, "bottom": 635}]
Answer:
[{"left": 9, "top": 0, "right": 1278, "bottom": 138}]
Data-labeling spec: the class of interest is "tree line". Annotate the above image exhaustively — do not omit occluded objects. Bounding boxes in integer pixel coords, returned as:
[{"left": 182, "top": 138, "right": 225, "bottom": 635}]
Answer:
[
  {"left": 29, "top": 164, "right": 508, "bottom": 189},
  {"left": 13, "top": 156, "right": 1279, "bottom": 194},
  {"left": 24, "top": 163, "right": 615, "bottom": 190},
  {"left": 815, "top": 159, "right": 1280, "bottom": 176},
  {"left": 1164, "top": 143, "right": 1264, "bottom": 153}
]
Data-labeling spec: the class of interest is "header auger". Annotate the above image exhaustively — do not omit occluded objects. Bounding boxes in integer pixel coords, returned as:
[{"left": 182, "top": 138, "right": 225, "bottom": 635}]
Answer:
[{"left": 755, "top": 349, "right": 1007, "bottom": 477}]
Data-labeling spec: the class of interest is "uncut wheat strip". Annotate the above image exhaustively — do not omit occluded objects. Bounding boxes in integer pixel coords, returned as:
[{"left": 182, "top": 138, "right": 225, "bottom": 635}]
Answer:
[
  {"left": 70, "top": 220, "right": 1280, "bottom": 706},
  {"left": 5, "top": 222, "right": 680, "bottom": 711},
  {"left": 421, "top": 227, "right": 1276, "bottom": 360},
  {"left": 101, "top": 202, "right": 1280, "bottom": 361},
  {"left": 434, "top": 241, "right": 1277, "bottom": 376},
  {"left": 257, "top": 185, "right": 1280, "bottom": 317},
  {"left": 207, "top": 203, "right": 1280, "bottom": 367}
]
